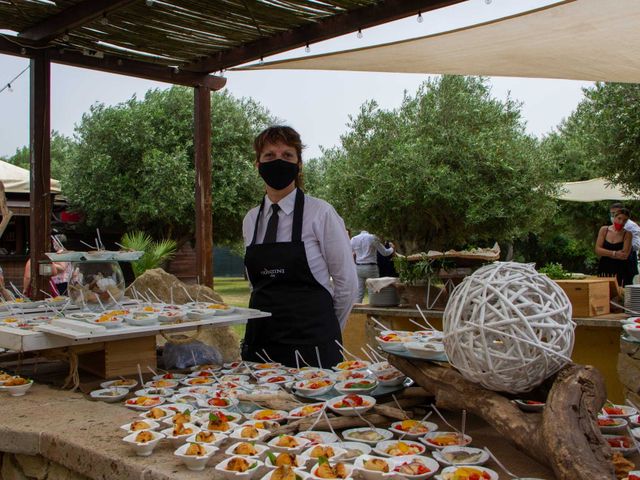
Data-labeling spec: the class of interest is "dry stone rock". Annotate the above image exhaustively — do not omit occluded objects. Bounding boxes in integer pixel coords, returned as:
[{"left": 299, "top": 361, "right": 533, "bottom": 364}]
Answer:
[
  {"left": 14, "top": 454, "right": 48, "bottom": 480},
  {"left": 46, "top": 463, "right": 90, "bottom": 480},
  {"left": 126, "top": 268, "right": 241, "bottom": 362},
  {"left": 2, "top": 454, "right": 28, "bottom": 480}
]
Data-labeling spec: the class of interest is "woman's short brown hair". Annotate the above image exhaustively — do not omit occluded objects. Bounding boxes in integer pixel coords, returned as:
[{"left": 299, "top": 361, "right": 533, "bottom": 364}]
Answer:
[{"left": 254, "top": 126, "right": 304, "bottom": 163}]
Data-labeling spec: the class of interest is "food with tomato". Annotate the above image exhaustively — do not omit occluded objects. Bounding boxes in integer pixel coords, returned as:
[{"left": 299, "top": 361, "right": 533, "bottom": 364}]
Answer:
[
  {"left": 606, "top": 436, "right": 631, "bottom": 449},
  {"left": 302, "top": 379, "right": 332, "bottom": 390},
  {"left": 384, "top": 441, "right": 424, "bottom": 456},
  {"left": 126, "top": 396, "right": 161, "bottom": 407},
  {"left": 598, "top": 417, "right": 621, "bottom": 427},
  {"left": 208, "top": 397, "right": 231, "bottom": 407},
  {"left": 335, "top": 360, "right": 368, "bottom": 371},
  {"left": 363, "top": 458, "right": 389, "bottom": 473},
  {"left": 426, "top": 433, "right": 466, "bottom": 447},
  {"left": 292, "top": 404, "right": 324, "bottom": 417},
  {"left": 254, "top": 409, "right": 284, "bottom": 421},
  {"left": 394, "top": 419, "right": 430, "bottom": 434},
  {"left": 344, "top": 381, "right": 375, "bottom": 389},
  {"left": 267, "top": 376, "right": 287, "bottom": 383},
  {"left": 525, "top": 400, "right": 544, "bottom": 405},
  {"left": 394, "top": 460, "right": 431, "bottom": 476},
  {"left": 441, "top": 467, "right": 491, "bottom": 480},
  {"left": 333, "top": 394, "right": 369, "bottom": 409},
  {"left": 603, "top": 404, "right": 625, "bottom": 415}
]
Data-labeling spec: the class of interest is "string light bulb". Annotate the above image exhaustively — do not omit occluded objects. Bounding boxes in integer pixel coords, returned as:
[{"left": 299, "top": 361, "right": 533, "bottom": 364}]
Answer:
[
  {"left": 305, "top": 43, "right": 310, "bottom": 53},
  {"left": 417, "top": 11, "right": 423, "bottom": 23},
  {"left": 357, "top": 29, "right": 363, "bottom": 39},
  {"left": 100, "top": 14, "right": 109, "bottom": 25}
]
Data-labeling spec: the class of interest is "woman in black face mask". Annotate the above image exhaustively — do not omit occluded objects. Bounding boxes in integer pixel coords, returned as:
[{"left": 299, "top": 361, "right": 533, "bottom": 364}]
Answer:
[{"left": 241, "top": 126, "right": 358, "bottom": 368}]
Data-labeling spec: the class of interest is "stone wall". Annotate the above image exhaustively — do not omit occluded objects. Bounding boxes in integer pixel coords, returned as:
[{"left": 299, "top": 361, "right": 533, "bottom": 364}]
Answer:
[
  {"left": 1, "top": 452, "right": 90, "bottom": 480},
  {"left": 618, "top": 337, "right": 640, "bottom": 405}
]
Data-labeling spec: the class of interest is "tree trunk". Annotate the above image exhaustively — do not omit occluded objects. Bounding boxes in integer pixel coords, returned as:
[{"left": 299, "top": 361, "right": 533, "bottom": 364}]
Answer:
[{"left": 390, "top": 356, "right": 616, "bottom": 480}]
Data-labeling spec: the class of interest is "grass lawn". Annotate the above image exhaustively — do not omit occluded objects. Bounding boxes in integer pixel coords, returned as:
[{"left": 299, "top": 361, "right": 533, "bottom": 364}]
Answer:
[{"left": 214, "top": 277, "right": 250, "bottom": 336}]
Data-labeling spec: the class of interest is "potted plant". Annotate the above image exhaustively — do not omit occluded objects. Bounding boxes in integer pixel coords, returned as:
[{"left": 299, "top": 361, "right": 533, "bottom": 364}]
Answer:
[{"left": 393, "top": 255, "right": 451, "bottom": 309}]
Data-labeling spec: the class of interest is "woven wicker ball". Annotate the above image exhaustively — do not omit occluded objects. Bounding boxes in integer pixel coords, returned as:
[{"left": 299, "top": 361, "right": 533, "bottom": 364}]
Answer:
[{"left": 443, "top": 262, "right": 575, "bottom": 393}]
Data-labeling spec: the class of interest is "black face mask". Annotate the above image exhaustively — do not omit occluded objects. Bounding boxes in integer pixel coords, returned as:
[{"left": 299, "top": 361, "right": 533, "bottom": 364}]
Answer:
[{"left": 258, "top": 159, "right": 299, "bottom": 190}]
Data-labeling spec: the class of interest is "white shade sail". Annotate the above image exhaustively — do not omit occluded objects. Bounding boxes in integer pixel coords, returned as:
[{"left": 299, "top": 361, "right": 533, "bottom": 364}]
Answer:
[
  {"left": 0, "top": 160, "right": 61, "bottom": 194},
  {"left": 558, "top": 178, "right": 640, "bottom": 202},
  {"left": 241, "top": 0, "right": 640, "bottom": 83}
]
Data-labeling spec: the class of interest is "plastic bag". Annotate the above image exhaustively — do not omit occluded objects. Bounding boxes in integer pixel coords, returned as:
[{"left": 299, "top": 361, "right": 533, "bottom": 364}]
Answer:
[{"left": 162, "top": 340, "right": 222, "bottom": 370}]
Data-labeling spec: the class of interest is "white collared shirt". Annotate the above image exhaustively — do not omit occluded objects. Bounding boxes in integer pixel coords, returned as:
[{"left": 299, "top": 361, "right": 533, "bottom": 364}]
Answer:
[
  {"left": 625, "top": 219, "right": 640, "bottom": 252},
  {"left": 351, "top": 231, "right": 394, "bottom": 264},
  {"left": 242, "top": 189, "right": 358, "bottom": 329}
]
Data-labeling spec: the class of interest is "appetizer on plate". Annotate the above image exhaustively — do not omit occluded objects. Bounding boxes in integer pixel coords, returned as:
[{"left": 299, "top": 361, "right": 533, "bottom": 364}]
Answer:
[
  {"left": 310, "top": 460, "right": 352, "bottom": 480},
  {"left": 334, "top": 380, "right": 377, "bottom": 394},
  {"left": 439, "top": 466, "right": 497, "bottom": 480},
  {"left": 602, "top": 403, "right": 637, "bottom": 418},
  {"left": 329, "top": 394, "right": 376, "bottom": 416},
  {"left": 390, "top": 419, "right": 438, "bottom": 437},
  {"left": 125, "top": 396, "right": 164, "bottom": 410},
  {"left": 268, "top": 435, "right": 310, "bottom": 453},
  {"left": 215, "top": 456, "right": 263, "bottom": 479},
  {"left": 252, "top": 409, "right": 288, "bottom": 422},
  {"left": 432, "top": 446, "right": 489, "bottom": 466},
  {"left": 375, "top": 440, "right": 425, "bottom": 457},
  {"left": 392, "top": 456, "right": 439, "bottom": 479},
  {"left": 421, "top": 432, "right": 472, "bottom": 450},
  {"left": 333, "top": 360, "right": 370, "bottom": 371},
  {"left": 122, "top": 430, "right": 165, "bottom": 456},
  {"left": 342, "top": 428, "right": 393, "bottom": 445},
  {"left": 289, "top": 403, "right": 326, "bottom": 419}
]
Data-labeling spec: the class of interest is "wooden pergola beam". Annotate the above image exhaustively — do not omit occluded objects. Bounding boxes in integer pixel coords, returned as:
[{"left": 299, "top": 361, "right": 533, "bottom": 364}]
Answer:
[
  {"left": 18, "top": 0, "right": 137, "bottom": 44},
  {"left": 185, "top": 0, "right": 465, "bottom": 73}
]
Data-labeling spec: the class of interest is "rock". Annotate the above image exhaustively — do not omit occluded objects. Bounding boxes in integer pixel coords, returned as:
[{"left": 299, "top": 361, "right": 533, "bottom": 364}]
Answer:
[
  {"left": 14, "top": 454, "right": 48, "bottom": 480},
  {"left": 126, "top": 268, "right": 241, "bottom": 362},
  {"left": 1, "top": 454, "right": 28, "bottom": 480},
  {"left": 46, "top": 463, "right": 90, "bottom": 480}
]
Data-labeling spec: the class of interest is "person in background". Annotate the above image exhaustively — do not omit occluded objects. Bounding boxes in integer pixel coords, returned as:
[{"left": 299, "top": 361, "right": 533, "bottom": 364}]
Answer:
[
  {"left": 596, "top": 208, "right": 633, "bottom": 286},
  {"left": 241, "top": 125, "right": 358, "bottom": 368},
  {"left": 49, "top": 235, "right": 72, "bottom": 296},
  {"left": 377, "top": 239, "right": 398, "bottom": 277},
  {"left": 0, "top": 266, "right": 14, "bottom": 300},
  {"left": 351, "top": 230, "right": 394, "bottom": 303},
  {"left": 610, "top": 202, "right": 639, "bottom": 283}
]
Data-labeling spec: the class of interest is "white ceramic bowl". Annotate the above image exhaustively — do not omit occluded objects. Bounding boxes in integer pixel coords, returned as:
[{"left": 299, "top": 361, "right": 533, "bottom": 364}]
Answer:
[
  {"left": 135, "top": 387, "right": 174, "bottom": 398},
  {"left": 139, "top": 407, "right": 172, "bottom": 422},
  {"left": 375, "top": 336, "right": 408, "bottom": 353},
  {"left": 260, "top": 468, "right": 309, "bottom": 480},
  {"left": 421, "top": 432, "right": 472, "bottom": 450},
  {"left": 144, "top": 379, "right": 179, "bottom": 389},
  {"left": 229, "top": 426, "right": 271, "bottom": 443},
  {"left": 598, "top": 416, "right": 628, "bottom": 432},
  {"left": 299, "top": 444, "right": 348, "bottom": 468},
  {"left": 431, "top": 446, "right": 490, "bottom": 466},
  {"left": 267, "top": 435, "right": 311, "bottom": 454},
  {"left": 259, "top": 374, "right": 294, "bottom": 385},
  {"left": 287, "top": 402, "right": 326, "bottom": 420},
  {"left": 201, "top": 421, "right": 239, "bottom": 434},
  {"left": 630, "top": 414, "right": 640, "bottom": 427},
  {"left": 342, "top": 428, "right": 393, "bottom": 445},
  {"left": 439, "top": 465, "right": 498, "bottom": 480},
  {"left": 375, "top": 372, "right": 407, "bottom": 388},
  {"left": 225, "top": 441, "right": 269, "bottom": 459},
  {"left": 0, "top": 379, "right": 33, "bottom": 396},
  {"left": 404, "top": 342, "right": 445, "bottom": 360},
  {"left": 250, "top": 409, "right": 289, "bottom": 423},
  {"left": 623, "top": 323, "right": 640, "bottom": 340},
  {"left": 604, "top": 434, "right": 636, "bottom": 456},
  {"left": 162, "top": 410, "right": 197, "bottom": 427},
  {"left": 67, "top": 312, "right": 99, "bottom": 322},
  {"left": 185, "top": 431, "right": 227, "bottom": 446},
  {"left": 295, "top": 431, "right": 339, "bottom": 446},
  {"left": 197, "top": 409, "right": 244, "bottom": 427},
  {"left": 388, "top": 455, "right": 440, "bottom": 480},
  {"left": 263, "top": 452, "right": 307, "bottom": 471},
  {"left": 169, "top": 393, "right": 202, "bottom": 406},
  {"left": 295, "top": 369, "right": 335, "bottom": 381},
  {"left": 308, "top": 461, "right": 354, "bottom": 480},
  {"left": 334, "top": 379, "right": 378, "bottom": 395},
  {"left": 90, "top": 387, "right": 128, "bottom": 403},
  {"left": 512, "top": 399, "right": 545, "bottom": 413},
  {"left": 353, "top": 455, "right": 395, "bottom": 480},
  {"left": 124, "top": 311, "right": 158, "bottom": 326},
  {"left": 122, "top": 430, "right": 165, "bottom": 456},
  {"left": 124, "top": 396, "right": 165, "bottom": 411},
  {"left": 602, "top": 404, "right": 638, "bottom": 418},
  {"left": 198, "top": 396, "right": 239, "bottom": 409},
  {"left": 120, "top": 419, "right": 160, "bottom": 434},
  {"left": 334, "top": 441, "right": 372, "bottom": 462},
  {"left": 215, "top": 456, "right": 264, "bottom": 480},
  {"left": 162, "top": 402, "right": 192, "bottom": 413},
  {"left": 333, "top": 360, "right": 371, "bottom": 372},
  {"left": 101, "top": 379, "right": 138, "bottom": 390},
  {"left": 87, "top": 315, "right": 124, "bottom": 329},
  {"left": 294, "top": 379, "right": 335, "bottom": 397},
  {"left": 174, "top": 443, "right": 218, "bottom": 471},
  {"left": 182, "top": 376, "right": 215, "bottom": 387},
  {"left": 153, "top": 372, "right": 187, "bottom": 381},
  {"left": 374, "top": 440, "right": 426, "bottom": 458},
  {"left": 187, "top": 308, "right": 216, "bottom": 321},
  {"left": 327, "top": 394, "right": 376, "bottom": 417},
  {"left": 160, "top": 423, "right": 201, "bottom": 447},
  {"left": 389, "top": 420, "right": 438, "bottom": 439},
  {"left": 158, "top": 308, "right": 187, "bottom": 323}
]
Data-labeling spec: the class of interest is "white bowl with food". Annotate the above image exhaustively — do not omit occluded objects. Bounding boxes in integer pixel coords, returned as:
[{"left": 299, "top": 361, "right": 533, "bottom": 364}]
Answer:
[
  {"left": 264, "top": 452, "right": 307, "bottom": 471},
  {"left": 120, "top": 419, "right": 160, "bottom": 434},
  {"left": 182, "top": 376, "right": 215, "bottom": 387},
  {"left": 87, "top": 314, "right": 124, "bottom": 329},
  {"left": 101, "top": 378, "right": 138, "bottom": 390},
  {"left": 124, "top": 396, "right": 165, "bottom": 411},
  {"left": 375, "top": 371, "right": 407, "bottom": 388},
  {"left": 295, "top": 369, "right": 335, "bottom": 381},
  {"left": 598, "top": 416, "right": 628, "bottom": 432},
  {"left": 215, "top": 456, "right": 264, "bottom": 480},
  {"left": 185, "top": 430, "right": 227, "bottom": 446},
  {"left": 162, "top": 402, "right": 192, "bottom": 413},
  {"left": 421, "top": 432, "right": 472, "bottom": 450},
  {"left": 375, "top": 334, "right": 408, "bottom": 353},
  {"left": 431, "top": 446, "right": 490, "bottom": 466},
  {"left": 439, "top": 466, "right": 498, "bottom": 480},
  {"left": 342, "top": 428, "right": 393, "bottom": 446},
  {"left": 225, "top": 441, "right": 269, "bottom": 459},
  {"left": 335, "top": 441, "right": 372, "bottom": 462},
  {"left": 300, "top": 444, "right": 348, "bottom": 468},
  {"left": 189, "top": 369, "right": 217, "bottom": 379},
  {"left": 308, "top": 460, "right": 354, "bottom": 480},
  {"left": 602, "top": 404, "right": 638, "bottom": 418},
  {"left": 160, "top": 422, "right": 201, "bottom": 447},
  {"left": 623, "top": 323, "right": 640, "bottom": 340},
  {"left": 334, "top": 379, "right": 378, "bottom": 395},
  {"left": 259, "top": 374, "right": 294, "bottom": 385},
  {"left": 242, "top": 419, "right": 282, "bottom": 431},
  {"left": 261, "top": 466, "right": 310, "bottom": 480},
  {"left": 630, "top": 415, "right": 640, "bottom": 427},
  {"left": 220, "top": 374, "right": 251, "bottom": 383},
  {"left": 158, "top": 308, "right": 187, "bottom": 323},
  {"left": 250, "top": 409, "right": 289, "bottom": 423},
  {"left": 90, "top": 387, "right": 129, "bottom": 403},
  {"left": 604, "top": 434, "right": 636, "bottom": 456},
  {"left": 404, "top": 342, "right": 445, "bottom": 360},
  {"left": 512, "top": 399, "right": 545, "bottom": 412},
  {"left": 174, "top": 442, "right": 218, "bottom": 471},
  {"left": 288, "top": 402, "right": 326, "bottom": 420},
  {"left": 163, "top": 410, "right": 196, "bottom": 427},
  {"left": 267, "top": 435, "right": 311, "bottom": 454},
  {"left": 294, "top": 379, "right": 335, "bottom": 397},
  {"left": 124, "top": 311, "right": 159, "bottom": 326},
  {"left": 0, "top": 377, "right": 34, "bottom": 396},
  {"left": 135, "top": 387, "right": 174, "bottom": 398},
  {"left": 389, "top": 419, "right": 438, "bottom": 439},
  {"left": 229, "top": 425, "right": 271, "bottom": 443},
  {"left": 334, "top": 370, "right": 374, "bottom": 383},
  {"left": 252, "top": 362, "right": 284, "bottom": 371},
  {"left": 122, "top": 430, "right": 165, "bottom": 456},
  {"left": 353, "top": 455, "right": 395, "bottom": 480},
  {"left": 168, "top": 393, "right": 201, "bottom": 406},
  {"left": 66, "top": 312, "right": 99, "bottom": 322},
  {"left": 144, "top": 379, "right": 179, "bottom": 389},
  {"left": 198, "top": 396, "right": 238, "bottom": 409},
  {"left": 388, "top": 455, "right": 439, "bottom": 480},
  {"left": 333, "top": 360, "right": 371, "bottom": 372},
  {"left": 374, "top": 440, "right": 426, "bottom": 458},
  {"left": 187, "top": 308, "right": 216, "bottom": 321},
  {"left": 296, "top": 431, "right": 339, "bottom": 446},
  {"left": 327, "top": 394, "right": 376, "bottom": 417},
  {"left": 197, "top": 409, "right": 243, "bottom": 427},
  {"left": 139, "top": 407, "right": 172, "bottom": 422},
  {"left": 83, "top": 250, "right": 115, "bottom": 261}
]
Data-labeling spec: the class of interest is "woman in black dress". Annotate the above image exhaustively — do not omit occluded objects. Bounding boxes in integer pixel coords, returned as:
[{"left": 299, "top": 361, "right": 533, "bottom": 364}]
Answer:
[{"left": 596, "top": 208, "right": 633, "bottom": 286}]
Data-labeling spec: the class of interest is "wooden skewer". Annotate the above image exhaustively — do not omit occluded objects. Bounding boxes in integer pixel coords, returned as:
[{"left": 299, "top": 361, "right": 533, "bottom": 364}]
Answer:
[
  {"left": 391, "top": 394, "right": 410, "bottom": 420},
  {"left": 137, "top": 364, "right": 145, "bottom": 388},
  {"left": 483, "top": 447, "right": 518, "bottom": 479},
  {"left": 255, "top": 351, "right": 270, "bottom": 364},
  {"left": 369, "top": 316, "right": 393, "bottom": 333},
  {"left": 180, "top": 285, "right": 195, "bottom": 303},
  {"left": 399, "top": 411, "right": 433, "bottom": 441},
  {"left": 334, "top": 339, "right": 362, "bottom": 361},
  {"left": 360, "top": 347, "right": 377, "bottom": 365},
  {"left": 430, "top": 403, "right": 461, "bottom": 434},
  {"left": 315, "top": 346, "right": 323, "bottom": 369},
  {"left": 460, "top": 409, "right": 467, "bottom": 445},
  {"left": 414, "top": 305, "right": 439, "bottom": 331}
]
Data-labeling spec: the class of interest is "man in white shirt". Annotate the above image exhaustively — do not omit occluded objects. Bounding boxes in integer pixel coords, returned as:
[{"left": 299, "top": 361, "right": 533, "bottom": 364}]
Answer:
[
  {"left": 611, "top": 203, "right": 639, "bottom": 281},
  {"left": 350, "top": 230, "right": 394, "bottom": 303}
]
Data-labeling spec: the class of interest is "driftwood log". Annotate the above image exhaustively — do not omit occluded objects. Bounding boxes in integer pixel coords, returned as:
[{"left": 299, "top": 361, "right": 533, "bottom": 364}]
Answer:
[{"left": 390, "top": 355, "right": 615, "bottom": 480}]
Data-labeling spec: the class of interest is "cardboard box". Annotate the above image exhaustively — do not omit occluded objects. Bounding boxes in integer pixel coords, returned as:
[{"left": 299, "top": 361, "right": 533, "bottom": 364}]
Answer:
[{"left": 555, "top": 279, "right": 611, "bottom": 317}]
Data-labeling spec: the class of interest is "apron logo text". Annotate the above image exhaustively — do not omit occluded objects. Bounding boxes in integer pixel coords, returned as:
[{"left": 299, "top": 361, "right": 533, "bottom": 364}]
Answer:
[{"left": 261, "top": 267, "right": 285, "bottom": 278}]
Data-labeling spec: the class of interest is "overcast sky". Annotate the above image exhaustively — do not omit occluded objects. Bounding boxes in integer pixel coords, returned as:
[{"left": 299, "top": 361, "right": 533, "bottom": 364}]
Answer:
[{"left": 0, "top": 0, "right": 592, "bottom": 161}]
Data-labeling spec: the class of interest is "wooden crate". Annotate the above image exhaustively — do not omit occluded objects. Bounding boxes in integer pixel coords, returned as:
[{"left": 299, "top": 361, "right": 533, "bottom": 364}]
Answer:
[
  {"left": 76, "top": 335, "right": 157, "bottom": 378},
  {"left": 555, "top": 279, "right": 611, "bottom": 317}
]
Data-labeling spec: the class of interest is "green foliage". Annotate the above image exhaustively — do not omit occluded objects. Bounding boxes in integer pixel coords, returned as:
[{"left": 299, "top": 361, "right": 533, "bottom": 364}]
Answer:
[
  {"left": 538, "top": 262, "right": 571, "bottom": 280},
  {"left": 393, "top": 256, "right": 446, "bottom": 285},
  {"left": 1, "top": 130, "right": 74, "bottom": 179},
  {"left": 306, "top": 76, "right": 558, "bottom": 252},
  {"left": 120, "top": 231, "right": 177, "bottom": 277},
  {"left": 61, "top": 86, "right": 273, "bottom": 243}
]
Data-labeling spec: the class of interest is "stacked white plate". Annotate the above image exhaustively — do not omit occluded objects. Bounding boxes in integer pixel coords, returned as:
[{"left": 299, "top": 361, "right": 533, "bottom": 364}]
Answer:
[{"left": 625, "top": 285, "right": 640, "bottom": 312}]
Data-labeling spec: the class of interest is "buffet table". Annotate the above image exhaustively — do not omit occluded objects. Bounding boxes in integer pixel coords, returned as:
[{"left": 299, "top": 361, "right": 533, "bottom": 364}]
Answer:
[{"left": 347, "top": 306, "right": 628, "bottom": 402}]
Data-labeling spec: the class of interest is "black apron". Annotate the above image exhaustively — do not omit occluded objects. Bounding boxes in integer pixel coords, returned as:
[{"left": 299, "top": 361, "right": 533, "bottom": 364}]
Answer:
[{"left": 241, "top": 189, "right": 343, "bottom": 368}]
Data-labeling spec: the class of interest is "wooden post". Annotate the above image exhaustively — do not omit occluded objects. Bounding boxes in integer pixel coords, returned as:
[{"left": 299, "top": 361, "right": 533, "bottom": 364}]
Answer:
[
  {"left": 194, "top": 86, "right": 213, "bottom": 287},
  {"left": 29, "top": 52, "right": 51, "bottom": 299}
]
